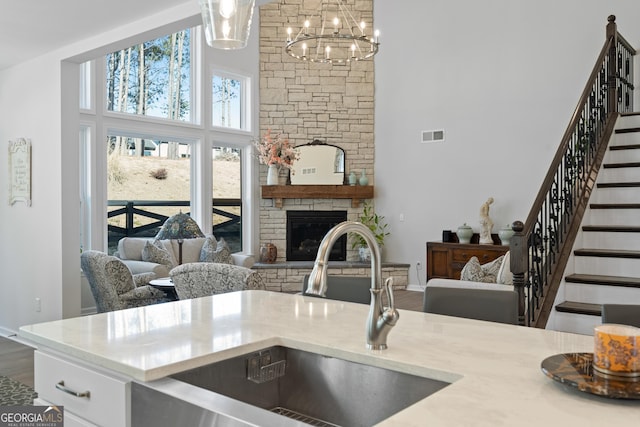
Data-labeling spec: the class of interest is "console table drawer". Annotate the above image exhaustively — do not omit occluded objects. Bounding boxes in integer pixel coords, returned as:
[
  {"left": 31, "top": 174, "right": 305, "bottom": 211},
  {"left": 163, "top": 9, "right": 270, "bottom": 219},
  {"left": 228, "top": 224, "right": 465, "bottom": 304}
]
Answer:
[
  {"left": 427, "top": 241, "right": 509, "bottom": 281},
  {"left": 34, "top": 351, "right": 130, "bottom": 427},
  {"left": 451, "top": 248, "right": 498, "bottom": 263}
]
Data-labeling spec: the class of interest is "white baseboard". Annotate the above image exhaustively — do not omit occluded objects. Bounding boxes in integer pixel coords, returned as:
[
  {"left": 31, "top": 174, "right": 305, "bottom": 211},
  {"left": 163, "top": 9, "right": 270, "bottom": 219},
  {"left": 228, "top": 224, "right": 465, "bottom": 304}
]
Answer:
[
  {"left": 406, "top": 284, "right": 425, "bottom": 292},
  {"left": 0, "top": 326, "right": 17, "bottom": 338},
  {"left": 0, "top": 327, "right": 37, "bottom": 348}
]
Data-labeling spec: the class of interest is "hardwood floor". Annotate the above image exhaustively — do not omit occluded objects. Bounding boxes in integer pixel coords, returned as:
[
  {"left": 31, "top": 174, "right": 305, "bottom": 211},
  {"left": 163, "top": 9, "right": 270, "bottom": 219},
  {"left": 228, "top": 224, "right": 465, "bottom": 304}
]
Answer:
[
  {"left": 393, "top": 289, "right": 425, "bottom": 312},
  {"left": 0, "top": 336, "right": 34, "bottom": 388},
  {"left": 0, "top": 289, "right": 424, "bottom": 389}
]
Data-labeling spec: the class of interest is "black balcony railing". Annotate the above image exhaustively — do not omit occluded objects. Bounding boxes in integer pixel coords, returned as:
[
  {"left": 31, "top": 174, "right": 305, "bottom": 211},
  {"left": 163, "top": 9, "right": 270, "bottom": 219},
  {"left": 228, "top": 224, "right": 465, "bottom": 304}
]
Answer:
[{"left": 107, "top": 199, "right": 242, "bottom": 254}]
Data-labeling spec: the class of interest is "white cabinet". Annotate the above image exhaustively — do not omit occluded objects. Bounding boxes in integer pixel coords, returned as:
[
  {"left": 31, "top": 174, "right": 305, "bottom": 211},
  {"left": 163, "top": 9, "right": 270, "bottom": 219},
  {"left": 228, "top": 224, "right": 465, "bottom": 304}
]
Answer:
[
  {"left": 34, "top": 351, "right": 130, "bottom": 427},
  {"left": 34, "top": 398, "right": 98, "bottom": 427}
]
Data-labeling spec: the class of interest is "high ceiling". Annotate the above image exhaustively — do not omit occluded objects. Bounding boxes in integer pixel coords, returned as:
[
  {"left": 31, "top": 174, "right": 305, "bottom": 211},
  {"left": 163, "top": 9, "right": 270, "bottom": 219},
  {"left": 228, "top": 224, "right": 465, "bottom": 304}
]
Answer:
[{"left": 0, "top": 0, "right": 194, "bottom": 70}]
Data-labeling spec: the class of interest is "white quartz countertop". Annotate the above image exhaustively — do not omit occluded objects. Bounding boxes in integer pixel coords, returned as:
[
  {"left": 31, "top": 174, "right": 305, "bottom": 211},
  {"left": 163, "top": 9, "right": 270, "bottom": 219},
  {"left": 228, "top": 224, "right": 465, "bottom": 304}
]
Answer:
[{"left": 19, "top": 290, "right": 638, "bottom": 425}]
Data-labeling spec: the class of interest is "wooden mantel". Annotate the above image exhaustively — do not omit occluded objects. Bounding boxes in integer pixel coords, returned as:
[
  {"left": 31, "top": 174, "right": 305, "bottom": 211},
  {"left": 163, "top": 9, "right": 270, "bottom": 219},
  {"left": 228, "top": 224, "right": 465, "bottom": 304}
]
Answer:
[{"left": 261, "top": 185, "right": 374, "bottom": 208}]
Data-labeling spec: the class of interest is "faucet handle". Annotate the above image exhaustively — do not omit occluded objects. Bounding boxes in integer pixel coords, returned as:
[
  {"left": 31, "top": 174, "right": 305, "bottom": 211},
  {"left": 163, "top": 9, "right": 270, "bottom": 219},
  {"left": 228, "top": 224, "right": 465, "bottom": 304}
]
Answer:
[{"left": 383, "top": 277, "right": 395, "bottom": 311}]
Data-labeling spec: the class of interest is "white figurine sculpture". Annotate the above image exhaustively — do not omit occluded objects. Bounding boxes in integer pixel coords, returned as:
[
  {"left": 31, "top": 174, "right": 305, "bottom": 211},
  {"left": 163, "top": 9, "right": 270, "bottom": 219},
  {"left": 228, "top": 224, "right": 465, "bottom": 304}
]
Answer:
[{"left": 479, "top": 197, "right": 494, "bottom": 244}]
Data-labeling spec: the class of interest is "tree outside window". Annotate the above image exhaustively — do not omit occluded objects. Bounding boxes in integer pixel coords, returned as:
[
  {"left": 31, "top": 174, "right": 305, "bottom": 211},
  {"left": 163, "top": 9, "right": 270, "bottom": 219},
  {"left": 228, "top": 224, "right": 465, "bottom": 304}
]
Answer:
[{"left": 106, "top": 30, "right": 191, "bottom": 122}]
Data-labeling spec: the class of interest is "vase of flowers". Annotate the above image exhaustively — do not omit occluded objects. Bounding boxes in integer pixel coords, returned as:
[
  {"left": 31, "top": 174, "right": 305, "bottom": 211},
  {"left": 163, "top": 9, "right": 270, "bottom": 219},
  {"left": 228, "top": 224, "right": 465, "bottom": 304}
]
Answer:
[{"left": 254, "top": 129, "right": 299, "bottom": 185}]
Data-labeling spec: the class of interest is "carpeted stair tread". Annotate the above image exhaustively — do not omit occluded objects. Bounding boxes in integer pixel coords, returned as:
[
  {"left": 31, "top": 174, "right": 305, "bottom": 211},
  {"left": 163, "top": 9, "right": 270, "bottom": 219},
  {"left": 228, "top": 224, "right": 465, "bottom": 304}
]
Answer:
[
  {"left": 565, "top": 273, "right": 640, "bottom": 288},
  {"left": 555, "top": 301, "right": 602, "bottom": 316},
  {"left": 574, "top": 248, "right": 640, "bottom": 258},
  {"left": 582, "top": 225, "right": 640, "bottom": 232}
]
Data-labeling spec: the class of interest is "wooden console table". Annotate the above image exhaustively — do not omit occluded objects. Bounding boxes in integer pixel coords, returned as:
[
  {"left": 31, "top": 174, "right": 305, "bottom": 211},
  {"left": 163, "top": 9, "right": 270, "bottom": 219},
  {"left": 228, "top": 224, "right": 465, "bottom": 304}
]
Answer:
[{"left": 427, "top": 237, "right": 509, "bottom": 281}]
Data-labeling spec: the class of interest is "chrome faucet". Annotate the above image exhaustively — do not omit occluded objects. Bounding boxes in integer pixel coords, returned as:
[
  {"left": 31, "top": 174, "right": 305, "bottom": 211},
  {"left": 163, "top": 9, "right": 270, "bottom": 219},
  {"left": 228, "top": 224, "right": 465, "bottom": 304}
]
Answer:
[{"left": 306, "top": 221, "right": 399, "bottom": 350}]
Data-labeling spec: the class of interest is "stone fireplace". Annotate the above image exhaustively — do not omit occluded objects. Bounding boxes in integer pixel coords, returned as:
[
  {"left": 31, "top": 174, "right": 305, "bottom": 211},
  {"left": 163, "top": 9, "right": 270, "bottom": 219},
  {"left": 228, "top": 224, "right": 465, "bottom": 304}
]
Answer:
[
  {"left": 253, "top": 1, "right": 408, "bottom": 293},
  {"left": 286, "top": 210, "right": 347, "bottom": 261}
]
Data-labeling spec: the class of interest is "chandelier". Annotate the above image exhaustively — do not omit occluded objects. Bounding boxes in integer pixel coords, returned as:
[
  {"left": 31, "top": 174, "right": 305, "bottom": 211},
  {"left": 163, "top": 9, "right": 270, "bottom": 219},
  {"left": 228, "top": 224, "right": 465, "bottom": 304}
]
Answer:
[
  {"left": 285, "top": 0, "right": 380, "bottom": 64},
  {"left": 199, "top": 0, "right": 256, "bottom": 49}
]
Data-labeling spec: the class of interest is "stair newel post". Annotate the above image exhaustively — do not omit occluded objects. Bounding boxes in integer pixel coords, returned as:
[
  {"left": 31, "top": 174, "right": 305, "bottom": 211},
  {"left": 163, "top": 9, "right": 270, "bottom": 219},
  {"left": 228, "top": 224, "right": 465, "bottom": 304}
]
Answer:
[
  {"left": 510, "top": 221, "right": 527, "bottom": 326},
  {"left": 606, "top": 15, "right": 618, "bottom": 115}
]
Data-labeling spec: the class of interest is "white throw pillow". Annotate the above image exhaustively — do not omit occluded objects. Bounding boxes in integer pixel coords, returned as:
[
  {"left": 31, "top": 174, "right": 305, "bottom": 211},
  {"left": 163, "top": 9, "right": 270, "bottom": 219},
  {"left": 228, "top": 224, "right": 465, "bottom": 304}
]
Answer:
[{"left": 497, "top": 251, "right": 513, "bottom": 285}]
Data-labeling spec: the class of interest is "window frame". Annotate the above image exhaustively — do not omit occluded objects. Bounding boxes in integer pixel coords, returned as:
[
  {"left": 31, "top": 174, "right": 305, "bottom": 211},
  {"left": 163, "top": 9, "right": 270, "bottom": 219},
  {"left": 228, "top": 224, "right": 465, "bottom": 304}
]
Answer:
[
  {"left": 211, "top": 69, "right": 252, "bottom": 132},
  {"left": 78, "top": 24, "right": 257, "bottom": 255}
]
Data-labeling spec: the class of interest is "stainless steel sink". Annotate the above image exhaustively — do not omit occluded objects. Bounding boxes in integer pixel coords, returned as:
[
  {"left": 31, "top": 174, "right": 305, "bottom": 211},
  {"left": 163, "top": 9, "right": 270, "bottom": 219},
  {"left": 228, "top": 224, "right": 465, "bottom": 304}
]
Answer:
[{"left": 133, "top": 345, "right": 451, "bottom": 427}]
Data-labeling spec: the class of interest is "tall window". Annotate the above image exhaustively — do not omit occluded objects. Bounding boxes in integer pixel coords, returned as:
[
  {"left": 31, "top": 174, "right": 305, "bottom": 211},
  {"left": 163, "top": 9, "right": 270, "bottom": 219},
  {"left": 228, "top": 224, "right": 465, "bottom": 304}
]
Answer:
[
  {"left": 212, "top": 73, "right": 246, "bottom": 129},
  {"left": 79, "top": 24, "right": 253, "bottom": 255},
  {"left": 106, "top": 30, "right": 192, "bottom": 121},
  {"left": 106, "top": 136, "right": 191, "bottom": 253},
  {"left": 212, "top": 146, "right": 242, "bottom": 252}
]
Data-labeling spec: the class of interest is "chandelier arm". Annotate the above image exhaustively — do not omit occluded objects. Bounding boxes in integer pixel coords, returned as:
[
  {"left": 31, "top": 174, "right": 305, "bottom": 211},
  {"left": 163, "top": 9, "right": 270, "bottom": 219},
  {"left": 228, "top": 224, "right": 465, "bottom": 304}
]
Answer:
[{"left": 284, "top": 0, "right": 379, "bottom": 64}]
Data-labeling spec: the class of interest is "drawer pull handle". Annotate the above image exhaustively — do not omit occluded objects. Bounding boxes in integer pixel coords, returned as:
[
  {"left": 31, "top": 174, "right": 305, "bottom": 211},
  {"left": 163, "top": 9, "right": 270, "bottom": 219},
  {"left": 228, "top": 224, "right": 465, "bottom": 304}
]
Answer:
[{"left": 56, "top": 381, "right": 91, "bottom": 398}]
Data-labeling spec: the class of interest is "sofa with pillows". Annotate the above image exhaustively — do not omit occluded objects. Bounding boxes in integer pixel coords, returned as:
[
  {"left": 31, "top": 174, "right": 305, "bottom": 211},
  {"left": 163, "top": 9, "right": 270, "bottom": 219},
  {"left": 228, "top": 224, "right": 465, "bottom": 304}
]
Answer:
[
  {"left": 424, "top": 252, "right": 523, "bottom": 323},
  {"left": 115, "top": 235, "right": 255, "bottom": 278}
]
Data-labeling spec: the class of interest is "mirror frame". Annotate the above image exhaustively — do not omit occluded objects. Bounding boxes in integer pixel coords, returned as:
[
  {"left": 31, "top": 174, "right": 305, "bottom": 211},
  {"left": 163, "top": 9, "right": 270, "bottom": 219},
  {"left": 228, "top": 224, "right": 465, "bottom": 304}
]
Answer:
[{"left": 289, "top": 140, "right": 345, "bottom": 185}]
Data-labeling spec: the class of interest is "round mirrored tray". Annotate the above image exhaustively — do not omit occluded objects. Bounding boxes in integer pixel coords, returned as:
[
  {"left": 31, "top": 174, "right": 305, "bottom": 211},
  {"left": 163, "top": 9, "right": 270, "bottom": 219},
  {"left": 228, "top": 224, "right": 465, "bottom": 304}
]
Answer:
[{"left": 541, "top": 353, "right": 640, "bottom": 399}]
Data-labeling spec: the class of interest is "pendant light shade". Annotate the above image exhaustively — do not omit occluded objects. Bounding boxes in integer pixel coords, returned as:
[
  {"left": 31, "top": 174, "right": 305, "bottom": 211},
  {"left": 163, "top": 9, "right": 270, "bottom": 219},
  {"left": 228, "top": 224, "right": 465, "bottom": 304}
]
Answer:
[{"left": 199, "top": 0, "right": 256, "bottom": 49}]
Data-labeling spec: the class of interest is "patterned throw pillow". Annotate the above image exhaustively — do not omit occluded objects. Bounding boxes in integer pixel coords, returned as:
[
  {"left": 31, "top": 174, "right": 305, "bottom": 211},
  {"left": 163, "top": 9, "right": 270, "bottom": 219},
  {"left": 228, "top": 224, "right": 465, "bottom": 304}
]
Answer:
[
  {"left": 142, "top": 240, "right": 176, "bottom": 269},
  {"left": 199, "top": 235, "right": 218, "bottom": 262},
  {"left": 460, "top": 255, "right": 504, "bottom": 283},
  {"left": 211, "top": 238, "right": 234, "bottom": 265},
  {"left": 481, "top": 255, "right": 504, "bottom": 282}
]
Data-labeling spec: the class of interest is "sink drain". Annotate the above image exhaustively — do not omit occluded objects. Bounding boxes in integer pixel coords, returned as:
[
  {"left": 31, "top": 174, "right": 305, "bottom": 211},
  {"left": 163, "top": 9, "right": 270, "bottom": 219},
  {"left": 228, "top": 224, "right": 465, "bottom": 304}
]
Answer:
[{"left": 270, "top": 407, "right": 340, "bottom": 427}]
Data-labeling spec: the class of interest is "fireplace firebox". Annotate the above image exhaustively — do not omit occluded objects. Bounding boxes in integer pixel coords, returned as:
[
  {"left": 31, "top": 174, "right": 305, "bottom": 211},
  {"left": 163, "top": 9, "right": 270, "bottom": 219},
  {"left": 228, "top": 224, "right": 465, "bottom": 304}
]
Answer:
[{"left": 286, "top": 211, "right": 347, "bottom": 261}]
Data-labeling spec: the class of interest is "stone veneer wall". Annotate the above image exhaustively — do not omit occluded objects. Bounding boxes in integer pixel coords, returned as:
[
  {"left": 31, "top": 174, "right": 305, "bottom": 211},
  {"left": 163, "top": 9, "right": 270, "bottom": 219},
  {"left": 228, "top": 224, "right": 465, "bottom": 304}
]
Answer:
[
  {"left": 255, "top": 263, "right": 409, "bottom": 294},
  {"left": 253, "top": 1, "right": 406, "bottom": 292},
  {"left": 258, "top": 0, "right": 377, "bottom": 263}
]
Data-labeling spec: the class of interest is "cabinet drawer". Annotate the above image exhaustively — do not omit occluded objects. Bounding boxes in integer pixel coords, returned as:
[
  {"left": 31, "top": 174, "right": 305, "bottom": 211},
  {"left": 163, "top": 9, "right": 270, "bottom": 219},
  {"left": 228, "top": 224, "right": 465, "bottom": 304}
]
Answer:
[
  {"left": 35, "top": 398, "right": 98, "bottom": 427},
  {"left": 34, "top": 351, "right": 130, "bottom": 427},
  {"left": 451, "top": 248, "right": 503, "bottom": 263}
]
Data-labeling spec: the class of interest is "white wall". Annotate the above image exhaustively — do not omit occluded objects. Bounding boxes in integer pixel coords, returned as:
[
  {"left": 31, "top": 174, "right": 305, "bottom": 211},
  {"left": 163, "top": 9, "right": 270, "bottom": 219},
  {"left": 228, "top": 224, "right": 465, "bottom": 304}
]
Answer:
[
  {"left": 0, "top": 1, "right": 262, "bottom": 333},
  {"left": 0, "top": 54, "right": 64, "bottom": 333},
  {"left": 375, "top": 0, "right": 640, "bottom": 288}
]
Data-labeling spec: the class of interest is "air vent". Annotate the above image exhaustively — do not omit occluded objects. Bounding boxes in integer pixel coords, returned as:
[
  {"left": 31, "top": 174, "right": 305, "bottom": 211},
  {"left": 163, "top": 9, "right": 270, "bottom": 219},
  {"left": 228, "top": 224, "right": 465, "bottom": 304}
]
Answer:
[{"left": 421, "top": 129, "right": 445, "bottom": 143}]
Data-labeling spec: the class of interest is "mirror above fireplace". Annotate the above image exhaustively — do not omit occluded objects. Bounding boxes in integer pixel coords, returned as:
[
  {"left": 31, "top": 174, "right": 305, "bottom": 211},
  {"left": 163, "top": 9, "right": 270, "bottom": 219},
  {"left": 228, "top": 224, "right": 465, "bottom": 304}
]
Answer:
[{"left": 290, "top": 140, "right": 345, "bottom": 185}]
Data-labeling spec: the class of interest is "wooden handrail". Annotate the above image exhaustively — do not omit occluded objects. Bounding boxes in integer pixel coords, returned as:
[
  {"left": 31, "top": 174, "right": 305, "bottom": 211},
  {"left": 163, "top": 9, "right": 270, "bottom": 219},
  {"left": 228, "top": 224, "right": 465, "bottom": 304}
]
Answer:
[{"left": 510, "top": 15, "right": 635, "bottom": 327}]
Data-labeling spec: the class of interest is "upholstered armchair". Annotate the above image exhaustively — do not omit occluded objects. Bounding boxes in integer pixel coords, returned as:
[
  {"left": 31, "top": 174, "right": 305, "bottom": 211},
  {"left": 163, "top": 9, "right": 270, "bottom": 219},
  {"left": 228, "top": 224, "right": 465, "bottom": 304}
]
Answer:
[
  {"left": 170, "top": 263, "right": 265, "bottom": 299},
  {"left": 601, "top": 304, "right": 640, "bottom": 327},
  {"left": 81, "top": 250, "right": 168, "bottom": 313}
]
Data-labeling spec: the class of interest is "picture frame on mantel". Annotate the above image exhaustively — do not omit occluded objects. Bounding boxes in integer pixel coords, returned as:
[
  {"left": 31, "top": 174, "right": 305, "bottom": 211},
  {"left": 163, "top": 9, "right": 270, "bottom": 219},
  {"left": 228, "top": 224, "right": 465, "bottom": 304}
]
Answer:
[{"left": 8, "top": 138, "right": 32, "bottom": 206}]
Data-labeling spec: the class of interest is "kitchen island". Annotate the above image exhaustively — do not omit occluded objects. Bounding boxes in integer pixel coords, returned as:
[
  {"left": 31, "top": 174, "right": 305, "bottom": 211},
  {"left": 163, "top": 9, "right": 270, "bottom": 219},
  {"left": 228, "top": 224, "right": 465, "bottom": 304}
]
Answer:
[{"left": 19, "top": 290, "right": 638, "bottom": 426}]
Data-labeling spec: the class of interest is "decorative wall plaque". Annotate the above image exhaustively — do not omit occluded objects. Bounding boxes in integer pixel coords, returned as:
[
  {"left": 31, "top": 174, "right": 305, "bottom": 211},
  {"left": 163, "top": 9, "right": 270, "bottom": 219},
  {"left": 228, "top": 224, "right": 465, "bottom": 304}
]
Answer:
[{"left": 8, "top": 138, "right": 32, "bottom": 206}]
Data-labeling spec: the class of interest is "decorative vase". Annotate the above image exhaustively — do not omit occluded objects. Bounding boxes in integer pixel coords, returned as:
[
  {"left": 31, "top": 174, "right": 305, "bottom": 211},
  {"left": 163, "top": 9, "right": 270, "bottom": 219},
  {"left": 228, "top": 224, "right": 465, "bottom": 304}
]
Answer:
[
  {"left": 358, "top": 247, "right": 371, "bottom": 262},
  {"left": 348, "top": 171, "right": 357, "bottom": 186},
  {"left": 456, "top": 223, "right": 473, "bottom": 244},
  {"left": 359, "top": 169, "right": 369, "bottom": 186},
  {"left": 266, "top": 164, "right": 279, "bottom": 185},
  {"left": 499, "top": 225, "right": 515, "bottom": 246},
  {"left": 260, "top": 243, "right": 277, "bottom": 263}
]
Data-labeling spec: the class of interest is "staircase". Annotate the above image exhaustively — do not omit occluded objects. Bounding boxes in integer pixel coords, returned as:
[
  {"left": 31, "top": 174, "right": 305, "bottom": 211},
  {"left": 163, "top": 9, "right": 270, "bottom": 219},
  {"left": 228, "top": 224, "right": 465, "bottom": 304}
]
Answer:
[{"left": 549, "top": 113, "right": 640, "bottom": 335}]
